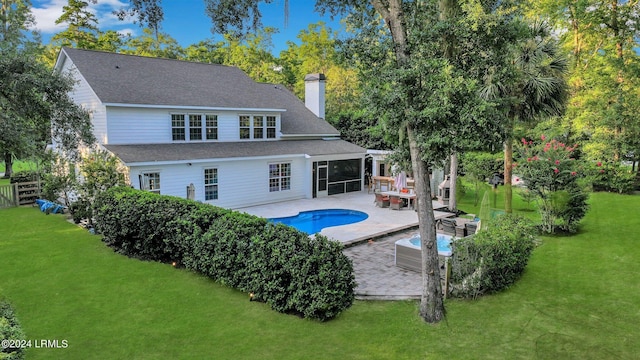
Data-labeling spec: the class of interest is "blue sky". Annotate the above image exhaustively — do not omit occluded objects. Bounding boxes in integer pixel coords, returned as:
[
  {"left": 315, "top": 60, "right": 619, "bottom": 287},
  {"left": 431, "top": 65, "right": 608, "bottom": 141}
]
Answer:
[{"left": 30, "top": 0, "right": 345, "bottom": 54}]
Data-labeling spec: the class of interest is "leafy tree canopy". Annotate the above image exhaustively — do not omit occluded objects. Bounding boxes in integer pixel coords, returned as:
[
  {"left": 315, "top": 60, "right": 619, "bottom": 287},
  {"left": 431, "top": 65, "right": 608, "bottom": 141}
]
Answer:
[{"left": 0, "top": 50, "right": 95, "bottom": 177}]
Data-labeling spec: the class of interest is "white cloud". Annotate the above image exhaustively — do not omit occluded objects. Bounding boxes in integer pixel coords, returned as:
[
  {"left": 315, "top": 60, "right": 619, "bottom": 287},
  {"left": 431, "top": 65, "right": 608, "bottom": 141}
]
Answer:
[
  {"left": 30, "top": 0, "right": 67, "bottom": 32},
  {"left": 30, "top": 0, "right": 134, "bottom": 34},
  {"left": 116, "top": 28, "right": 136, "bottom": 37}
]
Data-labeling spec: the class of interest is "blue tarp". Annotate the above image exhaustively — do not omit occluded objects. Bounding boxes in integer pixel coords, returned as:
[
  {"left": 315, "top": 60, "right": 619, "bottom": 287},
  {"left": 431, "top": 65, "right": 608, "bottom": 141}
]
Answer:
[{"left": 35, "top": 199, "right": 66, "bottom": 214}]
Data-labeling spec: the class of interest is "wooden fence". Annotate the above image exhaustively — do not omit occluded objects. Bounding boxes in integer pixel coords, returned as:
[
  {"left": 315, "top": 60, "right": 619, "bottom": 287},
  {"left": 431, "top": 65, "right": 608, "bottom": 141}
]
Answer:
[{"left": 0, "top": 181, "right": 41, "bottom": 208}]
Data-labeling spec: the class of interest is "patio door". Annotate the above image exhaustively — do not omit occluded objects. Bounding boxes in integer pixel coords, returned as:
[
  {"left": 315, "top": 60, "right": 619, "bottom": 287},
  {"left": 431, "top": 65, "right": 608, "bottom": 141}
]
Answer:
[{"left": 316, "top": 161, "right": 328, "bottom": 197}]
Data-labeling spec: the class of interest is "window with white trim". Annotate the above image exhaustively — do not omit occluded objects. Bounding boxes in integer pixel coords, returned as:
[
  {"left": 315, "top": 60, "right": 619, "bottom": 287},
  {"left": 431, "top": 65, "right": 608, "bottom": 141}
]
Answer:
[
  {"left": 239, "top": 115, "right": 251, "bottom": 139},
  {"left": 206, "top": 115, "right": 218, "bottom": 140},
  {"left": 253, "top": 116, "right": 264, "bottom": 139},
  {"left": 189, "top": 114, "right": 202, "bottom": 140},
  {"left": 269, "top": 163, "right": 291, "bottom": 192},
  {"left": 172, "top": 114, "right": 185, "bottom": 141},
  {"left": 140, "top": 172, "right": 161, "bottom": 194},
  {"left": 204, "top": 168, "right": 218, "bottom": 200},
  {"left": 171, "top": 113, "right": 218, "bottom": 141},
  {"left": 266, "top": 116, "right": 277, "bottom": 138},
  {"left": 239, "top": 114, "right": 277, "bottom": 140}
]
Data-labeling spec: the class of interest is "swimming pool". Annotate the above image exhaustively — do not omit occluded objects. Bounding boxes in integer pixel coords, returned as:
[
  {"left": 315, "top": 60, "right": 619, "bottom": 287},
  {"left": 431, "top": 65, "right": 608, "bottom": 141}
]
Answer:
[{"left": 269, "top": 209, "right": 368, "bottom": 235}]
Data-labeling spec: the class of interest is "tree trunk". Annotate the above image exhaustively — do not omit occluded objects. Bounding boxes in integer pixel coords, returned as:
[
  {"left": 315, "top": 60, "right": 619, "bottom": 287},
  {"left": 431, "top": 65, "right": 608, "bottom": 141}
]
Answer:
[
  {"left": 371, "top": 0, "right": 409, "bottom": 64},
  {"left": 372, "top": 0, "right": 445, "bottom": 323},
  {"left": 504, "top": 137, "right": 513, "bottom": 214},
  {"left": 3, "top": 151, "right": 12, "bottom": 178},
  {"left": 448, "top": 152, "right": 457, "bottom": 212},
  {"left": 408, "top": 124, "right": 445, "bottom": 323}
]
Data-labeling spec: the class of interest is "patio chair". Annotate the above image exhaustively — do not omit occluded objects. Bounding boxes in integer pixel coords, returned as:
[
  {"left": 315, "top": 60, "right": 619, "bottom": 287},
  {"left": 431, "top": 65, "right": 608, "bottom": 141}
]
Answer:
[
  {"left": 375, "top": 193, "right": 390, "bottom": 208},
  {"left": 441, "top": 218, "right": 457, "bottom": 236},
  {"left": 389, "top": 195, "right": 403, "bottom": 210}
]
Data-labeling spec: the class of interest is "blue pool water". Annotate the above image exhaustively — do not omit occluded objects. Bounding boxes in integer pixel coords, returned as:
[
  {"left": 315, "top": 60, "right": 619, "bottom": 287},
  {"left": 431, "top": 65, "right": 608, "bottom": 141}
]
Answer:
[
  {"left": 409, "top": 234, "right": 453, "bottom": 255},
  {"left": 269, "top": 209, "right": 368, "bottom": 234}
]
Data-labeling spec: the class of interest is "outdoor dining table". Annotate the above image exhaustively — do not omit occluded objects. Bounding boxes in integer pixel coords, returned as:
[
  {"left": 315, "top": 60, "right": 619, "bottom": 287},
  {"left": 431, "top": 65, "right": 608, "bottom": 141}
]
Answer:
[{"left": 381, "top": 190, "right": 417, "bottom": 210}]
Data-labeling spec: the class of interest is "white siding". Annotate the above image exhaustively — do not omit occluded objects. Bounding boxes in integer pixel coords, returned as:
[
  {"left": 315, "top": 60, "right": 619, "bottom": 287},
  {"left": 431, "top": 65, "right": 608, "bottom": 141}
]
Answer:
[
  {"left": 106, "top": 107, "right": 281, "bottom": 144},
  {"left": 62, "top": 59, "right": 107, "bottom": 144},
  {"left": 128, "top": 156, "right": 307, "bottom": 209},
  {"left": 107, "top": 107, "right": 168, "bottom": 144}
]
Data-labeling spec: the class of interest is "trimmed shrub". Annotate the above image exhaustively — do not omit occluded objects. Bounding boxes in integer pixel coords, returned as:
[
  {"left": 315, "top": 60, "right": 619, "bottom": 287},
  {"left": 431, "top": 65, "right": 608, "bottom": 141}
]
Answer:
[
  {"left": 93, "top": 187, "right": 356, "bottom": 321},
  {"left": 449, "top": 214, "right": 537, "bottom": 298},
  {"left": 0, "top": 300, "right": 26, "bottom": 360}
]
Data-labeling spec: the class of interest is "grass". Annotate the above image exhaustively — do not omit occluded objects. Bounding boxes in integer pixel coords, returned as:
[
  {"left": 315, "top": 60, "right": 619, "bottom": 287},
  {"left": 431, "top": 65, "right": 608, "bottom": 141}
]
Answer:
[
  {"left": 458, "top": 181, "right": 539, "bottom": 220},
  {"left": 1, "top": 192, "right": 639, "bottom": 359},
  {"left": 1, "top": 160, "right": 38, "bottom": 185},
  {"left": 0, "top": 160, "right": 38, "bottom": 174}
]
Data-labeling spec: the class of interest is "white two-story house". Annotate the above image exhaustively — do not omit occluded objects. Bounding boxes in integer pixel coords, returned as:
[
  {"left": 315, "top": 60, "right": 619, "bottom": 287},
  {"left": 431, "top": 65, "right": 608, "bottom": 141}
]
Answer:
[{"left": 54, "top": 47, "right": 366, "bottom": 209}]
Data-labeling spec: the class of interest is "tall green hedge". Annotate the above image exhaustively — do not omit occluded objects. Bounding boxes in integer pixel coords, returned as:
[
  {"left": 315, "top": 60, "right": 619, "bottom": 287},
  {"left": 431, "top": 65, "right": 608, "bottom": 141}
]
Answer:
[
  {"left": 0, "top": 300, "right": 26, "bottom": 360},
  {"left": 93, "top": 187, "right": 356, "bottom": 321}
]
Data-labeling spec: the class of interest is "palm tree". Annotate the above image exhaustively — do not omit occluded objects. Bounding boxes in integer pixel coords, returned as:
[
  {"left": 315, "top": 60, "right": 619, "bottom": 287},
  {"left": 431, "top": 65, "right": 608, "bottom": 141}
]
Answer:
[{"left": 480, "top": 20, "right": 568, "bottom": 213}]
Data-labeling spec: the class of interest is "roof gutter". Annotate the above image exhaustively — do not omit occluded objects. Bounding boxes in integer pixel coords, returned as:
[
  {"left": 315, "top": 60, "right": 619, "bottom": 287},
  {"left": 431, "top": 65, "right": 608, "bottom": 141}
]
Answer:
[
  {"left": 279, "top": 134, "right": 340, "bottom": 139},
  {"left": 104, "top": 103, "right": 287, "bottom": 112},
  {"left": 121, "top": 153, "right": 306, "bottom": 167}
]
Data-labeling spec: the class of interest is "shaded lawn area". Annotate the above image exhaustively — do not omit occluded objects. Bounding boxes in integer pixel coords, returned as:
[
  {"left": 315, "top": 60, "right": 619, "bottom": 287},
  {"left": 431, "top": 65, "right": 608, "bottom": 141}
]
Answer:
[
  {"left": 1, "top": 160, "right": 38, "bottom": 185},
  {"left": 0, "top": 160, "right": 38, "bottom": 175},
  {"left": 1, "top": 192, "right": 639, "bottom": 359}
]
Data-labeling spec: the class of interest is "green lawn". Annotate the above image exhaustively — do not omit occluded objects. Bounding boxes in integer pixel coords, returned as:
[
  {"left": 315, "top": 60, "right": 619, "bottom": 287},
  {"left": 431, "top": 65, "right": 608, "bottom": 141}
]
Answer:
[
  {"left": 1, "top": 160, "right": 38, "bottom": 185},
  {"left": 1, "top": 192, "right": 639, "bottom": 359},
  {"left": 0, "top": 160, "right": 38, "bottom": 174}
]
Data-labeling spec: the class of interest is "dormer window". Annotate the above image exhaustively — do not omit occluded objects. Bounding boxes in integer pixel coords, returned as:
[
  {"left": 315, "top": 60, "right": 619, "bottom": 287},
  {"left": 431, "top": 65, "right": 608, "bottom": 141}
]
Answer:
[
  {"left": 206, "top": 115, "right": 218, "bottom": 140},
  {"left": 239, "top": 114, "right": 277, "bottom": 140},
  {"left": 239, "top": 115, "right": 251, "bottom": 139},
  {"left": 171, "top": 114, "right": 185, "bottom": 141},
  {"left": 254, "top": 116, "right": 264, "bottom": 138},
  {"left": 266, "top": 116, "right": 276, "bottom": 138},
  {"left": 171, "top": 113, "right": 218, "bottom": 141},
  {"left": 189, "top": 115, "right": 202, "bottom": 140}
]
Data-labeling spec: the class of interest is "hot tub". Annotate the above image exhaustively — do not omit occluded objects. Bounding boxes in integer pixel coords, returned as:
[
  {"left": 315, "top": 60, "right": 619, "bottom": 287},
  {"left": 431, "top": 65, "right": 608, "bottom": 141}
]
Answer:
[{"left": 395, "top": 234, "right": 453, "bottom": 272}]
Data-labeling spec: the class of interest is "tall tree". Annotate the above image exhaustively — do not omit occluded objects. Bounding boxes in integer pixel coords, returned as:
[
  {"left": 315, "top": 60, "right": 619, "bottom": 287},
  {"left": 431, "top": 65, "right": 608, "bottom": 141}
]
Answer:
[
  {"left": 51, "top": 0, "right": 99, "bottom": 49},
  {"left": 121, "top": 27, "right": 184, "bottom": 59},
  {"left": 479, "top": 20, "right": 568, "bottom": 214},
  {"left": 0, "top": 0, "right": 41, "bottom": 176},
  {"left": 0, "top": 51, "right": 95, "bottom": 178},
  {"left": 0, "top": 0, "right": 39, "bottom": 51}
]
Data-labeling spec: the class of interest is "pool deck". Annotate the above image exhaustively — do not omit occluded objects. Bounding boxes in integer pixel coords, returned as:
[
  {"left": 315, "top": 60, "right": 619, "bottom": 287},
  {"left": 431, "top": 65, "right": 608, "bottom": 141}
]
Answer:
[
  {"left": 238, "top": 190, "right": 452, "bottom": 246},
  {"left": 238, "top": 190, "right": 453, "bottom": 300}
]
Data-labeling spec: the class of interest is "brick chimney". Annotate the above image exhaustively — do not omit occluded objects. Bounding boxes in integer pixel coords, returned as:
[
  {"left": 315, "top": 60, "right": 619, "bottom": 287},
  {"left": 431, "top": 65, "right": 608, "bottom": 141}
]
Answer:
[{"left": 304, "top": 73, "right": 326, "bottom": 119}]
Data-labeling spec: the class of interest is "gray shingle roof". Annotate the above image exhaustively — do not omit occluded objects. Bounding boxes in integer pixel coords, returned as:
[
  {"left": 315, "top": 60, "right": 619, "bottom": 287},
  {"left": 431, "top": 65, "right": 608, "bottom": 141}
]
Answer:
[
  {"left": 104, "top": 139, "right": 366, "bottom": 164},
  {"left": 60, "top": 47, "right": 339, "bottom": 136}
]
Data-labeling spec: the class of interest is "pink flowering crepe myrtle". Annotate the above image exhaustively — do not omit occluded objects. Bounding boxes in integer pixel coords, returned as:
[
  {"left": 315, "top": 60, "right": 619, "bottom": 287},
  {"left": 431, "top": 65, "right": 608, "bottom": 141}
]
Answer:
[
  {"left": 517, "top": 135, "right": 584, "bottom": 195},
  {"left": 520, "top": 135, "right": 579, "bottom": 176}
]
